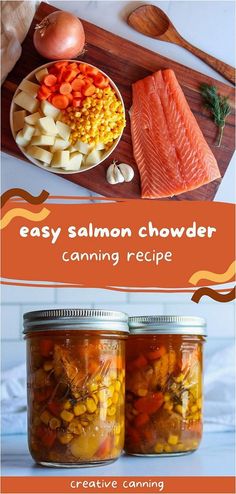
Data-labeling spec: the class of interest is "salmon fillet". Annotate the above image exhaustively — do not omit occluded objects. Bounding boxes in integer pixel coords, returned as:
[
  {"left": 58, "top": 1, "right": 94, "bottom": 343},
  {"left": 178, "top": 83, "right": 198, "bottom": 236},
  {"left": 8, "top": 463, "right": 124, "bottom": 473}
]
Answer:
[{"left": 130, "top": 69, "right": 221, "bottom": 199}]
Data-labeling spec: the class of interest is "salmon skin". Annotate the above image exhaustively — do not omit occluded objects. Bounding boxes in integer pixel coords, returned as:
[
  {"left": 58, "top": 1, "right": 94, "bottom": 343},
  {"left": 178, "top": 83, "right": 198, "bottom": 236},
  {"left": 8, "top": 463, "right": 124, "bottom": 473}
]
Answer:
[{"left": 130, "top": 69, "right": 221, "bottom": 199}]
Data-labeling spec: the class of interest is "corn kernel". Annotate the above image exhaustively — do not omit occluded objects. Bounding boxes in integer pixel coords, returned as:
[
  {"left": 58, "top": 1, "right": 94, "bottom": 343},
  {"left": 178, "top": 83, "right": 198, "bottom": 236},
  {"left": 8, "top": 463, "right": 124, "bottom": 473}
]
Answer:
[
  {"left": 191, "top": 405, "right": 198, "bottom": 413},
  {"left": 40, "top": 410, "right": 51, "bottom": 425},
  {"left": 175, "top": 405, "right": 183, "bottom": 415},
  {"left": 112, "top": 392, "right": 119, "bottom": 404},
  {"left": 137, "top": 388, "right": 148, "bottom": 397},
  {"left": 58, "top": 432, "right": 73, "bottom": 445},
  {"left": 73, "top": 403, "right": 86, "bottom": 416},
  {"left": 86, "top": 397, "right": 97, "bottom": 413},
  {"left": 168, "top": 435, "right": 178, "bottom": 446},
  {"left": 49, "top": 417, "right": 61, "bottom": 430},
  {"left": 164, "top": 444, "right": 172, "bottom": 453},
  {"left": 63, "top": 400, "right": 71, "bottom": 410},
  {"left": 164, "top": 393, "right": 170, "bottom": 402},
  {"left": 154, "top": 443, "right": 164, "bottom": 453},
  {"left": 107, "top": 405, "right": 116, "bottom": 416},
  {"left": 60, "top": 410, "right": 74, "bottom": 422},
  {"left": 68, "top": 419, "right": 83, "bottom": 435}
]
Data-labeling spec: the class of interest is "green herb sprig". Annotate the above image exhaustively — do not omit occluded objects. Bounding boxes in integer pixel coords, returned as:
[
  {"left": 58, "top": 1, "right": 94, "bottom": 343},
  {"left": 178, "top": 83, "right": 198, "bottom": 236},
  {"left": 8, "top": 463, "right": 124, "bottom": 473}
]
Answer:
[{"left": 200, "top": 83, "right": 231, "bottom": 147}]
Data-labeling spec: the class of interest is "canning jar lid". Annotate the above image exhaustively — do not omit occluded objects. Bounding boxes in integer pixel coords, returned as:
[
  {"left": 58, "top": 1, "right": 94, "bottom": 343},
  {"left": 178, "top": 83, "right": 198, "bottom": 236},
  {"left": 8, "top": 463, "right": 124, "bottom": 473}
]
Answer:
[
  {"left": 23, "top": 308, "right": 129, "bottom": 333},
  {"left": 128, "top": 315, "right": 207, "bottom": 336}
]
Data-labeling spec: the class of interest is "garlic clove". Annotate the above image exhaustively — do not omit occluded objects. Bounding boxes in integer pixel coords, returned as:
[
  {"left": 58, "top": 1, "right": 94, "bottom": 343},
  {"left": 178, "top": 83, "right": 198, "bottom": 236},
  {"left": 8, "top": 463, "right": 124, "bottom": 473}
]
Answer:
[
  {"left": 118, "top": 163, "right": 134, "bottom": 182},
  {"left": 114, "top": 165, "right": 125, "bottom": 183},
  {"left": 106, "top": 163, "right": 118, "bottom": 184}
]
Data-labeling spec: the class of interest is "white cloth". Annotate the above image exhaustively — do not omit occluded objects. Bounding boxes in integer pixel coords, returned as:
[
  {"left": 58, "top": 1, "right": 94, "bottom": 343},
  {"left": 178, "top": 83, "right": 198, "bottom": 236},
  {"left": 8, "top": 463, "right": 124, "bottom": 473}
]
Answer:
[
  {"left": 1, "top": 364, "right": 27, "bottom": 434},
  {"left": 1, "top": 1, "right": 38, "bottom": 84},
  {"left": 1, "top": 346, "right": 235, "bottom": 435},
  {"left": 204, "top": 345, "right": 235, "bottom": 432}
]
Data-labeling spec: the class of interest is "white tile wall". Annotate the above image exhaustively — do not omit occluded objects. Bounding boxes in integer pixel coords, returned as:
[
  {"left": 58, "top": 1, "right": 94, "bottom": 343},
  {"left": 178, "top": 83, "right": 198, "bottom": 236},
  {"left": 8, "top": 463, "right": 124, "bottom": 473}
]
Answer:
[{"left": 1, "top": 286, "right": 235, "bottom": 370}]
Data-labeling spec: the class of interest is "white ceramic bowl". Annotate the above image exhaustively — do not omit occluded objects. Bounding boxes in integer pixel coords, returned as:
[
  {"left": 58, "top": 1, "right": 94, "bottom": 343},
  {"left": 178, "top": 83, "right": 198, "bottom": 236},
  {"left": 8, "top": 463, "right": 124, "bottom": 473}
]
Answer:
[{"left": 10, "top": 60, "right": 125, "bottom": 174}]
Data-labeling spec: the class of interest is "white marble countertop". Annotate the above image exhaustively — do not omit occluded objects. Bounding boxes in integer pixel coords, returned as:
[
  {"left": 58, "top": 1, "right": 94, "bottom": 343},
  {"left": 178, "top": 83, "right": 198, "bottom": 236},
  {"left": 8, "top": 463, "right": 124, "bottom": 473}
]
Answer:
[
  {"left": 1, "top": 431, "right": 234, "bottom": 476},
  {"left": 1, "top": 0, "right": 235, "bottom": 202}
]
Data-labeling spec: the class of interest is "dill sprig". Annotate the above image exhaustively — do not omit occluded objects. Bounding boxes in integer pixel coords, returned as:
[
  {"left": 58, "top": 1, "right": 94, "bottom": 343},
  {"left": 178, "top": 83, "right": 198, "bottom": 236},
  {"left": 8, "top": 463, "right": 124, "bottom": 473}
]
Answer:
[{"left": 200, "top": 83, "right": 231, "bottom": 147}]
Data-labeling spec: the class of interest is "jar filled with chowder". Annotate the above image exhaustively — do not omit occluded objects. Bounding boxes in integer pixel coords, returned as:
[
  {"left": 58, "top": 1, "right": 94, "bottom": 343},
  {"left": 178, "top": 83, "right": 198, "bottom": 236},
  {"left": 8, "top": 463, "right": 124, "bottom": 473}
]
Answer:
[
  {"left": 23, "top": 309, "right": 128, "bottom": 467},
  {"left": 125, "top": 316, "right": 206, "bottom": 456}
]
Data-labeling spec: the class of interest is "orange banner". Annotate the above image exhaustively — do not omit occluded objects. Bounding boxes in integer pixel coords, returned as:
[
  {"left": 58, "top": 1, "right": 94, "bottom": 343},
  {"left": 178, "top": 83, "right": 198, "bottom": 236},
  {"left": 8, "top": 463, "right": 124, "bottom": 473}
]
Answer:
[
  {"left": 1, "top": 476, "right": 235, "bottom": 493},
  {"left": 1, "top": 198, "right": 235, "bottom": 291}
]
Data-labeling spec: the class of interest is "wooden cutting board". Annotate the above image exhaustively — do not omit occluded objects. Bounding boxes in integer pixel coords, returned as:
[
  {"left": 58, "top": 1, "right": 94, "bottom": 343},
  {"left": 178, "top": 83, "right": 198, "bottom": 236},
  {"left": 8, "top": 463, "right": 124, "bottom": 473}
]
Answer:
[{"left": 1, "top": 2, "right": 235, "bottom": 200}]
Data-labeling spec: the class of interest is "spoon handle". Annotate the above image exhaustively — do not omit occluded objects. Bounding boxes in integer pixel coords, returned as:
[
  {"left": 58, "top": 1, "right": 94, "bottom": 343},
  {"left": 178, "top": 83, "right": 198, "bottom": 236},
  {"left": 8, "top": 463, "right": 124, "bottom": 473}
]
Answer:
[{"left": 180, "top": 38, "right": 235, "bottom": 85}]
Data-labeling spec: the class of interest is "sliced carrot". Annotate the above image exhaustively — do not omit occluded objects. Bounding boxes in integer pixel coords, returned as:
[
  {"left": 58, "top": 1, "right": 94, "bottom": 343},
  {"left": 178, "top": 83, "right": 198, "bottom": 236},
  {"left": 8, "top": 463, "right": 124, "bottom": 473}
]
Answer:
[
  {"left": 68, "top": 62, "right": 78, "bottom": 70},
  {"left": 37, "top": 90, "right": 48, "bottom": 101},
  {"left": 71, "top": 78, "right": 85, "bottom": 91},
  {"left": 134, "top": 392, "right": 164, "bottom": 415},
  {"left": 83, "top": 84, "right": 96, "bottom": 97},
  {"left": 79, "top": 63, "right": 88, "bottom": 74},
  {"left": 72, "top": 98, "right": 82, "bottom": 108},
  {"left": 59, "top": 82, "right": 72, "bottom": 95},
  {"left": 72, "top": 91, "right": 82, "bottom": 98},
  {"left": 54, "top": 61, "right": 69, "bottom": 70},
  {"left": 40, "top": 84, "right": 52, "bottom": 97},
  {"left": 96, "top": 436, "right": 112, "bottom": 458},
  {"left": 64, "top": 69, "right": 78, "bottom": 83},
  {"left": 86, "top": 66, "right": 99, "bottom": 77},
  {"left": 44, "top": 74, "right": 57, "bottom": 87},
  {"left": 147, "top": 346, "right": 166, "bottom": 361},
  {"left": 52, "top": 94, "right": 69, "bottom": 109},
  {"left": 134, "top": 412, "right": 149, "bottom": 428},
  {"left": 94, "top": 74, "right": 109, "bottom": 88}
]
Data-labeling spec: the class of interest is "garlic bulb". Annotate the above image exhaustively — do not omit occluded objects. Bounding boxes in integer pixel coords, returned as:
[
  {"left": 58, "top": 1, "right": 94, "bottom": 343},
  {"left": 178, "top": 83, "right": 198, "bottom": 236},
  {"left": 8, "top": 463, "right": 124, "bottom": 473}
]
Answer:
[{"left": 106, "top": 161, "right": 134, "bottom": 185}]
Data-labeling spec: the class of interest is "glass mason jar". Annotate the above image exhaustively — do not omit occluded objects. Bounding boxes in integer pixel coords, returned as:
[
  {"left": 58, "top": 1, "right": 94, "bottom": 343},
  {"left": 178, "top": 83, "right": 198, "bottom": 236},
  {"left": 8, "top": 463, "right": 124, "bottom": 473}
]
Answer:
[
  {"left": 125, "top": 316, "right": 206, "bottom": 456},
  {"left": 23, "top": 309, "right": 128, "bottom": 467}
]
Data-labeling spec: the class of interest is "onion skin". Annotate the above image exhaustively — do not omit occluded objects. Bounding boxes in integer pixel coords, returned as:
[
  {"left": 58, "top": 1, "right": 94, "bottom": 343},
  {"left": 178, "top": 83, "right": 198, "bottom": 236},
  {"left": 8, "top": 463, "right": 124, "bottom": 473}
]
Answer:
[{"left": 33, "top": 11, "right": 85, "bottom": 60}]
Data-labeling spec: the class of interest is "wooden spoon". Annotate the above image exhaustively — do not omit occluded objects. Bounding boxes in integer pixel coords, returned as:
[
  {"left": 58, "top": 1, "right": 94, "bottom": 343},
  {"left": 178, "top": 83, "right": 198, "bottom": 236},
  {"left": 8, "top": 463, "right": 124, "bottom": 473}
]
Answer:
[{"left": 128, "top": 4, "right": 235, "bottom": 85}]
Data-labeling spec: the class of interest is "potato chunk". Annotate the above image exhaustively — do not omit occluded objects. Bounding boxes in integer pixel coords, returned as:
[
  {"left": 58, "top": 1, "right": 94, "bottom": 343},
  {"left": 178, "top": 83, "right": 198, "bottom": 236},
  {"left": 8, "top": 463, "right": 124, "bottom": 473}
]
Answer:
[
  {"left": 50, "top": 138, "right": 70, "bottom": 152},
  {"left": 13, "top": 110, "right": 26, "bottom": 132},
  {"left": 41, "top": 100, "right": 60, "bottom": 120},
  {"left": 24, "top": 112, "right": 41, "bottom": 125},
  {"left": 35, "top": 67, "right": 48, "bottom": 82},
  {"left": 56, "top": 121, "right": 71, "bottom": 141},
  {"left": 51, "top": 150, "right": 70, "bottom": 168},
  {"left": 37, "top": 116, "right": 57, "bottom": 136},
  {"left": 63, "top": 152, "right": 83, "bottom": 171},
  {"left": 85, "top": 149, "right": 101, "bottom": 167},
  {"left": 22, "top": 124, "right": 35, "bottom": 141},
  {"left": 16, "top": 130, "right": 30, "bottom": 147},
  {"left": 14, "top": 91, "right": 39, "bottom": 113},
  {"left": 31, "top": 135, "right": 55, "bottom": 146},
  {"left": 18, "top": 80, "right": 40, "bottom": 98},
  {"left": 27, "top": 145, "right": 52, "bottom": 164}
]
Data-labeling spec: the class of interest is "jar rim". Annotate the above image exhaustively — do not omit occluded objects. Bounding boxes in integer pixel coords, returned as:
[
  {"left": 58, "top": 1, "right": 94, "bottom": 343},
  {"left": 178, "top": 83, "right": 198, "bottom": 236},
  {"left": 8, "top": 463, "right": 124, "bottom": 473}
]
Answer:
[
  {"left": 23, "top": 308, "right": 129, "bottom": 334},
  {"left": 128, "top": 315, "right": 207, "bottom": 336}
]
